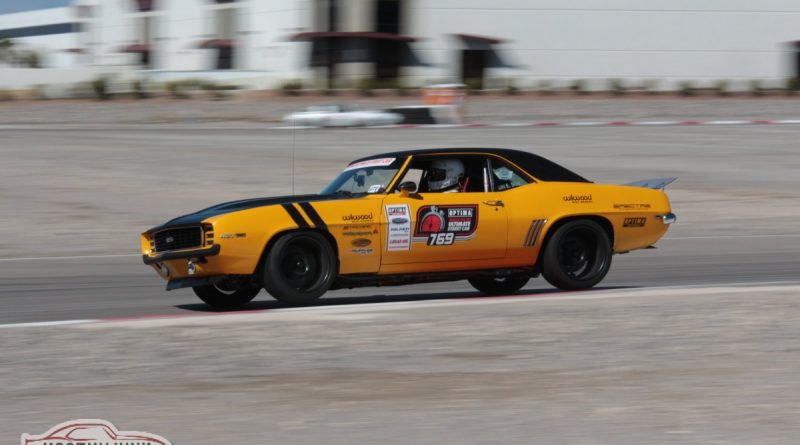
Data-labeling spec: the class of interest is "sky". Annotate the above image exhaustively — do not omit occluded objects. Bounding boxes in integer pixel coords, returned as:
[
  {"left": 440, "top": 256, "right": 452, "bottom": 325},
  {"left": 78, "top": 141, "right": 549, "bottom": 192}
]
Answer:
[{"left": 0, "top": 0, "right": 71, "bottom": 15}]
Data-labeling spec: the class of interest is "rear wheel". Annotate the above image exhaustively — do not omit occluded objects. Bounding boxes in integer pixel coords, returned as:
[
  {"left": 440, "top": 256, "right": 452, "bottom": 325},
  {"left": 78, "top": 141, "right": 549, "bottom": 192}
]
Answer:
[
  {"left": 192, "top": 281, "right": 261, "bottom": 308},
  {"left": 468, "top": 275, "right": 530, "bottom": 295},
  {"left": 262, "top": 232, "right": 336, "bottom": 305},
  {"left": 541, "top": 219, "right": 612, "bottom": 290}
]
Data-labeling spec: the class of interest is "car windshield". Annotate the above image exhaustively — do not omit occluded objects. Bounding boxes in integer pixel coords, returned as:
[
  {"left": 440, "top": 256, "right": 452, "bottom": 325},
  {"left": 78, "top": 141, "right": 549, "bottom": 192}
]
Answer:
[{"left": 321, "top": 157, "right": 403, "bottom": 196}]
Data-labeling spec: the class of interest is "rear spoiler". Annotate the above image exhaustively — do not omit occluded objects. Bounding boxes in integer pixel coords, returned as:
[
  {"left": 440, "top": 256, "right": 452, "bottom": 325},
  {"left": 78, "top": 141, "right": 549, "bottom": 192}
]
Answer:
[{"left": 624, "top": 177, "right": 677, "bottom": 190}]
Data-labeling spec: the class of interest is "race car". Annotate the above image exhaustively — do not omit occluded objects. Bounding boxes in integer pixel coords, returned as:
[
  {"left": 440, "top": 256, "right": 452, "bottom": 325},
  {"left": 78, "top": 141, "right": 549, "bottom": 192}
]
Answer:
[
  {"left": 282, "top": 104, "right": 402, "bottom": 127},
  {"left": 141, "top": 148, "right": 676, "bottom": 308}
]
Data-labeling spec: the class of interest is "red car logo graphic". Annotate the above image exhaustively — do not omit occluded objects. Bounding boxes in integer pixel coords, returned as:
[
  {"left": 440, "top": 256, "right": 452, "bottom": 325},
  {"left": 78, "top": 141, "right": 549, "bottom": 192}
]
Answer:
[{"left": 21, "top": 419, "right": 171, "bottom": 445}]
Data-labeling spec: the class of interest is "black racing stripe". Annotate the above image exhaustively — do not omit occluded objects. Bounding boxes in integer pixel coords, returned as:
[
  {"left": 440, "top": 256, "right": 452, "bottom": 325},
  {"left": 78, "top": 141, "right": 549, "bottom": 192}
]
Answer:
[
  {"left": 282, "top": 203, "right": 309, "bottom": 228},
  {"left": 298, "top": 202, "right": 328, "bottom": 231}
]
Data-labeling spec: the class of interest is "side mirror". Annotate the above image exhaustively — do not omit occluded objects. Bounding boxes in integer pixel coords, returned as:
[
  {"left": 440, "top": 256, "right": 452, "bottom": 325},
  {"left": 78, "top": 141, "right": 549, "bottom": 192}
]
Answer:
[{"left": 397, "top": 181, "right": 417, "bottom": 196}]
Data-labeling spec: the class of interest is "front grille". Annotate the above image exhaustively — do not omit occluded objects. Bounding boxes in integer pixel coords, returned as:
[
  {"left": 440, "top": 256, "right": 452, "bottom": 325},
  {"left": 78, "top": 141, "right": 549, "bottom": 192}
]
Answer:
[{"left": 153, "top": 227, "right": 202, "bottom": 252}]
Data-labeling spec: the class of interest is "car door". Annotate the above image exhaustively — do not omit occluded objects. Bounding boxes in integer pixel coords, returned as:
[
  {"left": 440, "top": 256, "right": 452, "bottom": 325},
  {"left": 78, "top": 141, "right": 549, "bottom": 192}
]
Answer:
[{"left": 380, "top": 154, "right": 508, "bottom": 271}]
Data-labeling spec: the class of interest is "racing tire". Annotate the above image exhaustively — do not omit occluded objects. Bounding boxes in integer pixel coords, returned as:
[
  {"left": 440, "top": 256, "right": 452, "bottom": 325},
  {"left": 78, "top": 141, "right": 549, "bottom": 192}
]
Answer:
[
  {"left": 192, "top": 282, "right": 261, "bottom": 309},
  {"left": 468, "top": 276, "right": 530, "bottom": 295},
  {"left": 262, "top": 232, "right": 336, "bottom": 305},
  {"left": 541, "top": 219, "right": 612, "bottom": 290}
]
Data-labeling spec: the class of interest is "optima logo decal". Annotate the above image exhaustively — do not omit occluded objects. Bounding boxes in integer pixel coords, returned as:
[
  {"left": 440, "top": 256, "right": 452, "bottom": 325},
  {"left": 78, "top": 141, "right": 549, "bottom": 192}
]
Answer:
[
  {"left": 413, "top": 205, "right": 478, "bottom": 245},
  {"left": 21, "top": 419, "right": 171, "bottom": 445}
]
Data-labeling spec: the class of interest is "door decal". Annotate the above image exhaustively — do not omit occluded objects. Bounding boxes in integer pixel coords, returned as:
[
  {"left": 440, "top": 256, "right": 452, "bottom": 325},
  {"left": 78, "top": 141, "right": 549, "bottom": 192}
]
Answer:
[
  {"left": 385, "top": 204, "right": 412, "bottom": 251},
  {"left": 413, "top": 205, "right": 479, "bottom": 245}
]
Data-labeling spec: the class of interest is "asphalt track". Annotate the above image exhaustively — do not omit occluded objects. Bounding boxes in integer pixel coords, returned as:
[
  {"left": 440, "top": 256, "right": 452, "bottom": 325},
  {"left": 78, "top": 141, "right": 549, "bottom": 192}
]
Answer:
[
  {"left": 1, "top": 124, "right": 800, "bottom": 324},
  {"left": 1, "top": 233, "right": 799, "bottom": 325},
  {"left": 3, "top": 124, "right": 800, "bottom": 444}
]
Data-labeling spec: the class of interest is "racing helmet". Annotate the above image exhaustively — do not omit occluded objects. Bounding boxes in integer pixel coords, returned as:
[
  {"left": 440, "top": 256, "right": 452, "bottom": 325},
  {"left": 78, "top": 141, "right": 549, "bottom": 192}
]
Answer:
[{"left": 427, "top": 158, "right": 465, "bottom": 192}]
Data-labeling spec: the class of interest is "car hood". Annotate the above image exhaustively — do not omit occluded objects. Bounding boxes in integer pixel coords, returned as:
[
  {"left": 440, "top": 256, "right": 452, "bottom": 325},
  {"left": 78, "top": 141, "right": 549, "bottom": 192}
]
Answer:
[{"left": 149, "top": 193, "right": 346, "bottom": 231}]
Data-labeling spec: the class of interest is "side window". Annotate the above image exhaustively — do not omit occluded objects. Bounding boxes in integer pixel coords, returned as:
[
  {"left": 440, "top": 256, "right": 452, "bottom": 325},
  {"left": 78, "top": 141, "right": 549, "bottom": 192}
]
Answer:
[
  {"left": 490, "top": 158, "right": 531, "bottom": 191},
  {"left": 397, "top": 156, "right": 489, "bottom": 193}
]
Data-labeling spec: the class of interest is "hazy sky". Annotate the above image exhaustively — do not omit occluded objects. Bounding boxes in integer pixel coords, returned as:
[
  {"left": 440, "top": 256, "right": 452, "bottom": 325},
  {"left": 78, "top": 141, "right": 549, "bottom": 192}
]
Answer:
[{"left": 0, "top": 0, "right": 71, "bottom": 15}]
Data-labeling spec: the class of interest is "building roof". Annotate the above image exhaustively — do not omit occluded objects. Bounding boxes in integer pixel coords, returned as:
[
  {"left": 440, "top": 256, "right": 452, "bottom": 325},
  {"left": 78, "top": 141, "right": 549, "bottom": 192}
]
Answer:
[{"left": 351, "top": 148, "right": 591, "bottom": 183}]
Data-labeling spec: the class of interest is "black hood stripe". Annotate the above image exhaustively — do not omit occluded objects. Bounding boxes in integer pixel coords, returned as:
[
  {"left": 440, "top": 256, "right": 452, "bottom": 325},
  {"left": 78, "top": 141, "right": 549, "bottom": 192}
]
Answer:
[
  {"left": 298, "top": 202, "right": 327, "bottom": 231},
  {"left": 282, "top": 203, "right": 310, "bottom": 228},
  {"left": 150, "top": 193, "right": 352, "bottom": 231}
]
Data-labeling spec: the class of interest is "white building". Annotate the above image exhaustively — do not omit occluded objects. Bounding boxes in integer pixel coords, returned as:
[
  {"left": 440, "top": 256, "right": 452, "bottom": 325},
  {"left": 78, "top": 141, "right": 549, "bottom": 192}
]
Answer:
[{"left": 2, "top": 0, "right": 800, "bottom": 90}]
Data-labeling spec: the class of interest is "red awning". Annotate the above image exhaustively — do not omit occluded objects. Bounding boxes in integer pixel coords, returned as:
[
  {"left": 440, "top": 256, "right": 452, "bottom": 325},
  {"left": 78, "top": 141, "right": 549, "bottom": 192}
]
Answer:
[
  {"left": 291, "top": 31, "right": 417, "bottom": 43},
  {"left": 454, "top": 34, "right": 505, "bottom": 45},
  {"left": 199, "top": 39, "right": 236, "bottom": 49},
  {"left": 62, "top": 48, "right": 86, "bottom": 54},
  {"left": 120, "top": 43, "right": 150, "bottom": 53}
]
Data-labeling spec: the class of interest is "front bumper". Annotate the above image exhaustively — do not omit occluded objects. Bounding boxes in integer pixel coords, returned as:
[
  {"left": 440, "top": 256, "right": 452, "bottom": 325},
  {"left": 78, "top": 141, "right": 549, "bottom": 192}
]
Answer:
[{"left": 142, "top": 244, "right": 221, "bottom": 265}]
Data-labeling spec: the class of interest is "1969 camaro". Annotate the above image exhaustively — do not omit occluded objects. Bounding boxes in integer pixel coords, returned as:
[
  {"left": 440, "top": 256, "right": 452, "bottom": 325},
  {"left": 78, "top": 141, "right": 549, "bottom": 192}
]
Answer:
[{"left": 141, "top": 148, "right": 676, "bottom": 308}]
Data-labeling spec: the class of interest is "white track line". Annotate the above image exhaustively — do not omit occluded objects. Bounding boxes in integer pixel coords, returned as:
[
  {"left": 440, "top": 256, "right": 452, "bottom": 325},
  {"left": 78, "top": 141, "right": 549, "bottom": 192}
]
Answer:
[
  {"left": 0, "top": 319, "right": 97, "bottom": 329},
  {"left": 0, "top": 253, "right": 139, "bottom": 262},
  {"left": 2, "top": 281, "right": 799, "bottom": 330},
  {"left": 665, "top": 234, "right": 800, "bottom": 240}
]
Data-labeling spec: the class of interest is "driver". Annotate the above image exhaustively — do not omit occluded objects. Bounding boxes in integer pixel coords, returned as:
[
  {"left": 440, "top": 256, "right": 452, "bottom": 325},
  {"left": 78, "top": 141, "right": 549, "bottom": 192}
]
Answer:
[{"left": 427, "top": 158, "right": 465, "bottom": 193}]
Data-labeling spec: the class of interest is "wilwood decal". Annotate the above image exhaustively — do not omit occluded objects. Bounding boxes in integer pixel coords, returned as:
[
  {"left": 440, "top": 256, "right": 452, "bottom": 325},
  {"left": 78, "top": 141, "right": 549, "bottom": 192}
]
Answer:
[
  {"left": 563, "top": 194, "right": 593, "bottom": 203},
  {"left": 413, "top": 205, "right": 478, "bottom": 245}
]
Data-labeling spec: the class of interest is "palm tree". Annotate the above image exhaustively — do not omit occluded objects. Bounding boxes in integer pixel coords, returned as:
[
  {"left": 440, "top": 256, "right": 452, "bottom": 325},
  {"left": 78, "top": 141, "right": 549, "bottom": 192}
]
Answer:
[{"left": 0, "top": 38, "right": 16, "bottom": 64}]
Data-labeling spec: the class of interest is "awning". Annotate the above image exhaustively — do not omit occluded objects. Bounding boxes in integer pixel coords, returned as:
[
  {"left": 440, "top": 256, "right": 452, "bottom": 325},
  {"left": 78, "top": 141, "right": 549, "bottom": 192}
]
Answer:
[
  {"left": 291, "top": 31, "right": 417, "bottom": 43},
  {"left": 291, "top": 31, "right": 426, "bottom": 67},
  {"left": 62, "top": 47, "right": 86, "bottom": 54},
  {"left": 120, "top": 43, "right": 150, "bottom": 53},
  {"left": 198, "top": 39, "right": 236, "bottom": 49},
  {"left": 452, "top": 33, "right": 519, "bottom": 69}
]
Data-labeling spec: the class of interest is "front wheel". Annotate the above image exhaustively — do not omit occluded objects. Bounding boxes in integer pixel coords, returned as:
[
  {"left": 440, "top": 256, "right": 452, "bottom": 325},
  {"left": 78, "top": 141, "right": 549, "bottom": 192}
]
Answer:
[
  {"left": 468, "top": 276, "right": 530, "bottom": 295},
  {"left": 262, "top": 232, "right": 337, "bottom": 305},
  {"left": 192, "top": 281, "right": 261, "bottom": 308},
  {"left": 541, "top": 219, "right": 612, "bottom": 290}
]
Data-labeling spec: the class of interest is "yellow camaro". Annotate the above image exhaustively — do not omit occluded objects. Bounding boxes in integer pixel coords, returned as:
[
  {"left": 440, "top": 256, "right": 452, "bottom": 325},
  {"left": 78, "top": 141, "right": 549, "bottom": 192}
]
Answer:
[{"left": 142, "top": 148, "right": 676, "bottom": 308}]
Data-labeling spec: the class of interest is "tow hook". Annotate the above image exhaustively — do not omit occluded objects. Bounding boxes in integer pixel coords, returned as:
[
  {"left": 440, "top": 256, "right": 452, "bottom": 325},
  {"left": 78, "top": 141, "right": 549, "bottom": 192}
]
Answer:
[{"left": 187, "top": 260, "right": 197, "bottom": 276}]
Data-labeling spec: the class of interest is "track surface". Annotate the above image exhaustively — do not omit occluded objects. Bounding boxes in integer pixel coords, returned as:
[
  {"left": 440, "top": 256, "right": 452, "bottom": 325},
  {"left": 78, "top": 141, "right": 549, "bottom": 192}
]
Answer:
[
  {"left": 1, "top": 125, "right": 799, "bottom": 323},
  {"left": 2, "top": 125, "right": 800, "bottom": 444}
]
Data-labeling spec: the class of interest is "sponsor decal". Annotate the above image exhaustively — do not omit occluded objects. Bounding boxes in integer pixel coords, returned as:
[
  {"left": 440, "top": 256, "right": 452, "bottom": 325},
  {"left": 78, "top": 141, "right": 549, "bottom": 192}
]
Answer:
[
  {"left": 344, "top": 157, "right": 396, "bottom": 171},
  {"left": 342, "top": 212, "right": 374, "bottom": 222},
  {"left": 21, "top": 419, "right": 171, "bottom": 445},
  {"left": 351, "top": 238, "right": 372, "bottom": 247},
  {"left": 613, "top": 203, "right": 651, "bottom": 210},
  {"left": 164, "top": 236, "right": 174, "bottom": 244},
  {"left": 343, "top": 230, "right": 374, "bottom": 237},
  {"left": 563, "top": 194, "right": 593, "bottom": 203},
  {"left": 367, "top": 184, "right": 383, "bottom": 193},
  {"left": 623, "top": 217, "right": 647, "bottom": 228},
  {"left": 413, "top": 205, "right": 478, "bottom": 246},
  {"left": 350, "top": 248, "right": 374, "bottom": 255},
  {"left": 219, "top": 232, "right": 246, "bottom": 239},
  {"left": 385, "top": 204, "right": 412, "bottom": 251}
]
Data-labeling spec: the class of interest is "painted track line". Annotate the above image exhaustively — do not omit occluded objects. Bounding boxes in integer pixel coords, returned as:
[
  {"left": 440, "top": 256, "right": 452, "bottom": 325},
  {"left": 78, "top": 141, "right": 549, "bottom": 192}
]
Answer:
[
  {"left": 2, "top": 281, "right": 799, "bottom": 330},
  {"left": 0, "top": 253, "right": 139, "bottom": 262}
]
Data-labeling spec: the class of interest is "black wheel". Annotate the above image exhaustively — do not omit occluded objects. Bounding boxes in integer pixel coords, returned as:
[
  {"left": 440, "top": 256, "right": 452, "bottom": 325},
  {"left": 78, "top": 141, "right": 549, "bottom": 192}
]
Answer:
[
  {"left": 468, "top": 275, "right": 530, "bottom": 295},
  {"left": 192, "top": 280, "right": 261, "bottom": 309},
  {"left": 262, "top": 232, "right": 336, "bottom": 305},
  {"left": 541, "top": 219, "right": 612, "bottom": 290}
]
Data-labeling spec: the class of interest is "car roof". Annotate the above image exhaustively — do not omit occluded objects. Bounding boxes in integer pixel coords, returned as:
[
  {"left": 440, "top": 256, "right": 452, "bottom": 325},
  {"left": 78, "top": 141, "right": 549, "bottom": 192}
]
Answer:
[{"left": 351, "top": 148, "right": 591, "bottom": 183}]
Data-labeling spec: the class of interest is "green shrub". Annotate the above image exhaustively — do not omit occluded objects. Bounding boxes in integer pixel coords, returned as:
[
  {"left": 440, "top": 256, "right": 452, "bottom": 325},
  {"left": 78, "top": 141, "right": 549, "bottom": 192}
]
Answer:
[
  {"left": 537, "top": 80, "right": 554, "bottom": 95},
  {"left": 356, "top": 78, "right": 376, "bottom": 96},
  {"left": 786, "top": 77, "right": 800, "bottom": 95},
  {"left": 679, "top": 81, "right": 695, "bottom": 97},
  {"left": 280, "top": 80, "right": 303, "bottom": 96},
  {"left": 714, "top": 80, "right": 730, "bottom": 96},
  {"left": 91, "top": 77, "right": 111, "bottom": 100},
  {"left": 608, "top": 78, "right": 625, "bottom": 96},
  {"left": 569, "top": 79, "right": 587, "bottom": 95},
  {"left": 750, "top": 79, "right": 765, "bottom": 96},
  {"left": 642, "top": 79, "right": 659, "bottom": 95}
]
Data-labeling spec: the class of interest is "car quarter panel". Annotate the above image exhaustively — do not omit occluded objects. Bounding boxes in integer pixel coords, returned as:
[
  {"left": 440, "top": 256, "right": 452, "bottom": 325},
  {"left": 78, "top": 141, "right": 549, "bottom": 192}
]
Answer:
[{"left": 500, "top": 182, "right": 673, "bottom": 262}]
